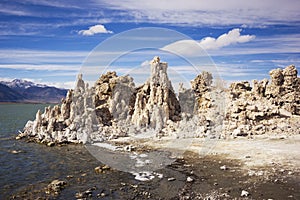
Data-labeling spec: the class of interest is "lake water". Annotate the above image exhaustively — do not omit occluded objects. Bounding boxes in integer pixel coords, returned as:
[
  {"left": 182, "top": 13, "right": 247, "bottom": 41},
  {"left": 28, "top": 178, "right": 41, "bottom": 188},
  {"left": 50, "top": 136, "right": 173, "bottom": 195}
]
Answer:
[
  {"left": 0, "top": 104, "right": 104, "bottom": 198},
  {"left": 1, "top": 104, "right": 298, "bottom": 199},
  {"left": 0, "top": 103, "right": 189, "bottom": 199}
]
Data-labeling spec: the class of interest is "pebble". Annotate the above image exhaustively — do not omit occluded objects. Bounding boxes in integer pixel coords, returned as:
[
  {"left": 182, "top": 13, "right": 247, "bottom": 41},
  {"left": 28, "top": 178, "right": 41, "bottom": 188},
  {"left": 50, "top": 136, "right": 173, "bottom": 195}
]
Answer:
[
  {"left": 11, "top": 150, "right": 22, "bottom": 154},
  {"left": 167, "top": 177, "right": 176, "bottom": 181},
  {"left": 220, "top": 165, "right": 228, "bottom": 170},
  {"left": 124, "top": 145, "right": 135, "bottom": 152},
  {"left": 46, "top": 179, "right": 66, "bottom": 193},
  {"left": 241, "top": 190, "right": 249, "bottom": 197},
  {"left": 95, "top": 166, "right": 101, "bottom": 173},
  {"left": 256, "top": 171, "right": 264, "bottom": 176},
  {"left": 47, "top": 142, "right": 55, "bottom": 147},
  {"left": 75, "top": 190, "right": 93, "bottom": 199},
  {"left": 102, "top": 165, "right": 110, "bottom": 170},
  {"left": 186, "top": 177, "right": 194, "bottom": 182},
  {"left": 95, "top": 165, "right": 111, "bottom": 174},
  {"left": 156, "top": 173, "right": 163, "bottom": 179},
  {"left": 99, "top": 192, "right": 106, "bottom": 197}
]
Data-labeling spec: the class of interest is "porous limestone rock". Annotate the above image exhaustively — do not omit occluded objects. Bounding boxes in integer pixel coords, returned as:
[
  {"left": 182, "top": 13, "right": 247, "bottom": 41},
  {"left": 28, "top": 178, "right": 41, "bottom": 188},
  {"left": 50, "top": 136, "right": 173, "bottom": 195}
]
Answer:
[
  {"left": 131, "top": 56, "right": 181, "bottom": 132},
  {"left": 270, "top": 68, "right": 284, "bottom": 86},
  {"left": 224, "top": 65, "right": 300, "bottom": 137},
  {"left": 176, "top": 70, "right": 225, "bottom": 139},
  {"left": 283, "top": 65, "right": 297, "bottom": 86},
  {"left": 18, "top": 58, "right": 300, "bottom": 145}
]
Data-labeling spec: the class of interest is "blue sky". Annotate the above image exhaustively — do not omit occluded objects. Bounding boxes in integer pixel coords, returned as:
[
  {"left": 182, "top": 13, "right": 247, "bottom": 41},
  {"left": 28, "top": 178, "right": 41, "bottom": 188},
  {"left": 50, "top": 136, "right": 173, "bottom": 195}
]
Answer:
[{"left": 0, "top": 0, "right": 300, "bottom": 89}]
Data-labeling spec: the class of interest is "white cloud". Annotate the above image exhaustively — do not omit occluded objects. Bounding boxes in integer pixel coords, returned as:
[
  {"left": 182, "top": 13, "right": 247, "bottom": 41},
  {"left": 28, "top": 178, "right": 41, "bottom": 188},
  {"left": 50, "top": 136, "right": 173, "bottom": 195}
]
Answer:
[
  {"left": 22, "top": 0, "right": 81, "bottom": 9},
  {"left": 0, "top": 77, "right": 75, "bottom": 89},
  {"left": 0, "top": 49, "right": 87, "bottom": 65},
  {"left": 0, "top": 8, "right": 31, "bottom": 16},
  {"left": 78, "top": 24, "right": 113, "bottom": 36},
  {"left": 199, "top": 28, "right": 255, "bottom": 50},
  {"left": 41, "top": 81, "right": 75, "bottom": 89},
  {"left": 0, "top": 64, "right": 79, "bottom": 71},
  {"left": 97, "top": 0, "right": 300, "bottom": 26},
  {"left": 0, "top": 77, "right": 14, "bottom": 82},
  {"left": 162, "top": 29, "right": 255, "bottom": 56}
]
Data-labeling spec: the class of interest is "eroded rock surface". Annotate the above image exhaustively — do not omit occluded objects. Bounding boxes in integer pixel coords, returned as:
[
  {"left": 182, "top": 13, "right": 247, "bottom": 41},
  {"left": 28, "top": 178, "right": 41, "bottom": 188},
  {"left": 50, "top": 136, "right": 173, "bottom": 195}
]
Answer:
[
  {"left": 224, "top": 65, "right": 300, "bottom": 137},
  {"left": 131, "top": 56, "right": 181, "bottom": 132},
  {"left": 18, "top": 58, "right": 300, "bottom": 144}
]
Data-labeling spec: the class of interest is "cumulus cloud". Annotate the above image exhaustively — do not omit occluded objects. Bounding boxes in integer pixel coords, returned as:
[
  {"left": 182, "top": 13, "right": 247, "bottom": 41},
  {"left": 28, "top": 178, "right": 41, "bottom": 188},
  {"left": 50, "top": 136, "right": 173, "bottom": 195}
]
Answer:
[
  {"left": 199, "top": 28, "right": 255, "bottom": 50},
  {"left": 162, "top": 29, "right": 255, "bottom": 56},
  {"left": 78, "top": 24, "right": 113, "bottom": 36}
]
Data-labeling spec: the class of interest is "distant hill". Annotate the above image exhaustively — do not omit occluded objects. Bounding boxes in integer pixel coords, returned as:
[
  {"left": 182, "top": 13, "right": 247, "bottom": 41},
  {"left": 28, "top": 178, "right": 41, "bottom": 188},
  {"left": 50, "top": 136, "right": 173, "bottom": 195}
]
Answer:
[
  {"left": 0, "top": 83, "right": 25, "bottom": 102},
  {"left": 0, "top": 79, "right": 68, "bottom": 103}
]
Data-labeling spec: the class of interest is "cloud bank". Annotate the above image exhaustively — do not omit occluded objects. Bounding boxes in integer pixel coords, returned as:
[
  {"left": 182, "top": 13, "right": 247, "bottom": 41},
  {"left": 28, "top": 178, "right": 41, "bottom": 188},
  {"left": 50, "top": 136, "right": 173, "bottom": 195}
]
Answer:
[{"left": 78, "top": 24, "right": 113, "bottom": 36}]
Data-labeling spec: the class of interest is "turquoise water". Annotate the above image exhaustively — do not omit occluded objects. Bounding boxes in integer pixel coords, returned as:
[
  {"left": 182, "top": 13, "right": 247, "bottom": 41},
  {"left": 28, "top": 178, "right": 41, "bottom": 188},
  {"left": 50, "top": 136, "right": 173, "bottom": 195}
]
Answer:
[
  {"left": 0, "top": 103, "right": 50, "bottom": 138},
  {"left": 0, "top": 104, "right": 54, "bottom": 197},
  {"left": 0, "top": 104, "right": 160, "bottom": 199}
]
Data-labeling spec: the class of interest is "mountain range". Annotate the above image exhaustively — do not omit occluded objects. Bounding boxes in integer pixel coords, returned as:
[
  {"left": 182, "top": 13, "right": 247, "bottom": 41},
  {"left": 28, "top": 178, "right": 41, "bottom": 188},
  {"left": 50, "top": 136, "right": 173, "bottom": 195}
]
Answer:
[{"left": 0, "top": 79, "right": 68, "bottom": 103}]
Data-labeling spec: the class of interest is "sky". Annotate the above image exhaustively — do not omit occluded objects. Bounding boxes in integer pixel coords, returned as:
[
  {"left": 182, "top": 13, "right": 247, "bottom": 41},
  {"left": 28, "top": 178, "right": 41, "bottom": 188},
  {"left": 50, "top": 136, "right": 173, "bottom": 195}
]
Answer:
[{"left": 0, "top": 0, "right": 300, "bottom": 89}]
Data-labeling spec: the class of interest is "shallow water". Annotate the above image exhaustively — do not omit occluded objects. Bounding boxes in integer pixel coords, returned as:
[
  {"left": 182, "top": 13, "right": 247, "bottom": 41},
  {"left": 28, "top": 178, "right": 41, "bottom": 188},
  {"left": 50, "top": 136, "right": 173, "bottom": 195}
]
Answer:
[
  {"left": 0, "top": 103, "right": 299, "bottom": 199},
  {"left": 0, "top": 104, "right": 55, "bottom": 197}
]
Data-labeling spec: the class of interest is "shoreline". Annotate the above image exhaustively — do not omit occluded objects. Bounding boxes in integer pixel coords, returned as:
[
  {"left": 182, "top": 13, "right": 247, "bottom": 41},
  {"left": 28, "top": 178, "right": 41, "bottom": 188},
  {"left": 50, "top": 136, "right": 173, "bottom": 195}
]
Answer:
[
  {"left": 9, "top": 135, "right": 300, "bottom": 199},
  {"left": 110, "top": 133, "right": 300, "bottom": 174}
]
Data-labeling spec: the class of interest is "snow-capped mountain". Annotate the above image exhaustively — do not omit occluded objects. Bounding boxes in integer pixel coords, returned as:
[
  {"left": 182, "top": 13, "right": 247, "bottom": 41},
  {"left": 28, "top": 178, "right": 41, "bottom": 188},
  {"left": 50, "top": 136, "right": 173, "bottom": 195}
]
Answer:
[
  {"left": 0, "top": 79, "right": 68, "bottom": 103},
  {"left": 1, "top": 79, "right": 47, "bottom": 89}
]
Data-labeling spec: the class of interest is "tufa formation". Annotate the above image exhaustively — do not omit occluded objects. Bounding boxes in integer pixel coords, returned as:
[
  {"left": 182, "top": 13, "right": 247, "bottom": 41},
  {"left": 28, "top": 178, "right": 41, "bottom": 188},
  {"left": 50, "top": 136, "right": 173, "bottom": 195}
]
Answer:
[{"left": 17, "top": 57, "right": 300, "bottom": 145}]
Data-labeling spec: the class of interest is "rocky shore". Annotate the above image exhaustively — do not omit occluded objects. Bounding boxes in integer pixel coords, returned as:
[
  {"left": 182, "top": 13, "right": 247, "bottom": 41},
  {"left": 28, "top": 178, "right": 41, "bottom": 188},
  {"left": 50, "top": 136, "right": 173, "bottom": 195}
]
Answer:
[
  {"left": 17, "top": 56, "right": 300, "bottom": 145},
  {"left": 8, "top": 144, "right": 300, "bottom": 199}
]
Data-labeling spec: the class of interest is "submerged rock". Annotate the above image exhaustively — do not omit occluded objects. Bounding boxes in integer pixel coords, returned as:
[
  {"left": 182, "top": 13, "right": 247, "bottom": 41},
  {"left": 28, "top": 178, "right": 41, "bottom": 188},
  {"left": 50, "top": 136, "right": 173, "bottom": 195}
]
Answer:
[{"left": 46, "top": 180, "right": 66, "bottom": 194}]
